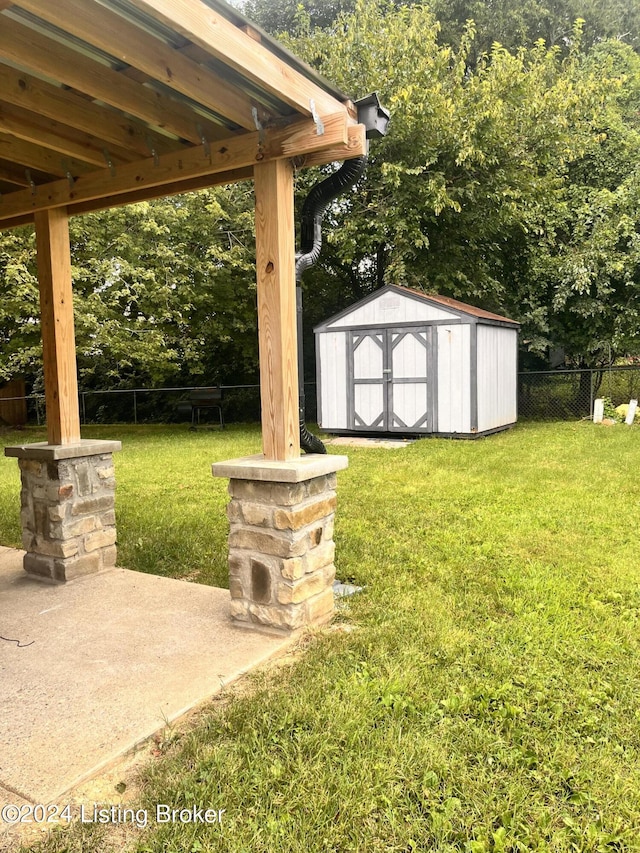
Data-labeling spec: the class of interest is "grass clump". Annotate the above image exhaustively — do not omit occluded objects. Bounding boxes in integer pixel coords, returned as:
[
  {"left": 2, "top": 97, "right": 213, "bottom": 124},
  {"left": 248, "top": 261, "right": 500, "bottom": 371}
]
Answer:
[{"left": 1, "top": 421, "right": 640, "bottom": 851}]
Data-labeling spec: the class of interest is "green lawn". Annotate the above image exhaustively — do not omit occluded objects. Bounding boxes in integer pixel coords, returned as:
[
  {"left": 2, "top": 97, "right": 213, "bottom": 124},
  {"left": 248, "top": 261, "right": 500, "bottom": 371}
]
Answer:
[{"left": 2, "top": 421, "right": 640, "bottom": 852}]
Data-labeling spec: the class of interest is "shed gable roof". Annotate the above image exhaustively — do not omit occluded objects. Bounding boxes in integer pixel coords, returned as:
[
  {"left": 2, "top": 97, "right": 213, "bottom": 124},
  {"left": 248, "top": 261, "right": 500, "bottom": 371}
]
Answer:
[
  {"left": 315, "top": 285, "right": 520, "bottom": 332},
  {"left": 395, "top": 286, "right": 519, "bottom": 325}
]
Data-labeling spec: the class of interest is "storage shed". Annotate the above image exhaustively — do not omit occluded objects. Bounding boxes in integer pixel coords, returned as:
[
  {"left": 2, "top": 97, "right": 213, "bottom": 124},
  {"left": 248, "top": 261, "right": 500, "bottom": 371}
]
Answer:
[{"left": 314, "top": 284, "right": 519, "bottom": 437}]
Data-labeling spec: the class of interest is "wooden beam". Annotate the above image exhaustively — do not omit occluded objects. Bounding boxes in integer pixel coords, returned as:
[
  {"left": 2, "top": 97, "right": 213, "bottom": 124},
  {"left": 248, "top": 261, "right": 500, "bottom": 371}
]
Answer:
[
  {"left": 0, "top": 213, "right": 33, "bottom": 229},
  {"left": 0, "top": 167, "right": 255, "bottom": 231},
  {"left": 0, "top": 113, "right": 355, "bottom": 222},
  {"left": 124, "top": 0, "right": 346, "bottom": 119},
  {"left": 69, "top": 167, "right": 254, "bottom": 214},
  {"left": 299, "top": 123, "right": 367, "bottom": 168},
  {"left": 0, "top": 17, "right": 222, "bottom": 145},
  {"left": 0, "top": 133, "right": 92, "bottom": 178},
  {"left": 34, "top": 207, "right": 81, "bottom": 445},
  {"left": 0, "top": 101, "right": 137, "bottom": 167},
  {"left": 254, "top": 159, "right": 300, "bottom": 460},
  {"left": 0, "top": 64, "right": 181, "bottom": 160},
  {"left": 12, "top": 0, "right": 260, "bottom": 131}
]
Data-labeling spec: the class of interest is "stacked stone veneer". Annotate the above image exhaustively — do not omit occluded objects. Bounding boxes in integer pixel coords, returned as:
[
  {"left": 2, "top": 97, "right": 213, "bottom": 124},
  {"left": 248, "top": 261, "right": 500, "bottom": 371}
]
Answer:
[
  {"left": 5, "top": 441, "right": 121, "bottom": 582},
  {"left": 213, "top": 455, "right": 348, "bottom": 632}
]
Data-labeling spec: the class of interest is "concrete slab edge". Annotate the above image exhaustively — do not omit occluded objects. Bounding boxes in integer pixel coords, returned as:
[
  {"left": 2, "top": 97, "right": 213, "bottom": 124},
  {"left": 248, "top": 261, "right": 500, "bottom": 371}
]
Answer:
[{"left": 8, "top": 632, "right": 294, "bottom": 805}]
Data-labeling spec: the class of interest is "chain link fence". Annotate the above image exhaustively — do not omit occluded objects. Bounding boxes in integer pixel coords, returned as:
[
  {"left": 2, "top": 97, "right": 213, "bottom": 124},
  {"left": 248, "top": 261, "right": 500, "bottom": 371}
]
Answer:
[
  {"left": 3, "top": 369, "right": 639, "bottom": 428},
  {"left": 518, "top": 366, "right": 640, "bottom": 421},
  {"left": 1, "top": 383, "right": 318, "bottom": 429}
]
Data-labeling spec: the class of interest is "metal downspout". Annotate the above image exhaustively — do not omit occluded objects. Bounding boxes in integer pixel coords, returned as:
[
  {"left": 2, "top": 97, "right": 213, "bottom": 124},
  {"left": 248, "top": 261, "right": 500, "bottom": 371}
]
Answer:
[{"left": 295, "top": 92, "right": 389, "bottom": 454}]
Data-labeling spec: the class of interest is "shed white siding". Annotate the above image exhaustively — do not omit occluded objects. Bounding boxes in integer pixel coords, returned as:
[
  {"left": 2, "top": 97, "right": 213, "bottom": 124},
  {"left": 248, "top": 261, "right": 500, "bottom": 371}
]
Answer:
[
  {"left": 329, "top": 289, "right": 458, "bottom": 328},
  {"left": 436, "top": 324, "right": 471, "bottom": 434},
  {"left": 476, "top": 325, "right": 518, "bottom": 432},
  {"left": 314, "top": 285, "right": 519, "bottom": 437},
  {"left": 317, "top": 330, "right": 348, "bottom": 429}
]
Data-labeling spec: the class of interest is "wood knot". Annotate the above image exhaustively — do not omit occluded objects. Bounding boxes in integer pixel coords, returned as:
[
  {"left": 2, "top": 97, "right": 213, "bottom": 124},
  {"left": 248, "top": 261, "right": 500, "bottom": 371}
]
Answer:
[{"left": 265, "top": 261, "right": 274, "bottom": 274}]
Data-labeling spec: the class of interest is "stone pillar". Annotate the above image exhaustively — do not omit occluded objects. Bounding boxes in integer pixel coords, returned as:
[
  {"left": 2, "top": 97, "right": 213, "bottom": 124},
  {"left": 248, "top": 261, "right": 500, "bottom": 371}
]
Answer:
[
  {"left": 4, "top": 440, "right": 122, "bottom": 582},
  {"left": 212, "top": 454, "right": 348, "bottom": 632}
]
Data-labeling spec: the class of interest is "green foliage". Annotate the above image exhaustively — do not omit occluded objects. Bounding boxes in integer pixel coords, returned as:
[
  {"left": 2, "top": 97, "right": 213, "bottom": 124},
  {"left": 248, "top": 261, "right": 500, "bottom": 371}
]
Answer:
[
  {"left": 616, "top": 402, "right": 640, "bottom": 422},
  {"left": 70, "top": 188, "right": 259, "bottom": 390},
  {"left": 0, "top": 187, "right": 259, "bottom": 393},
  {"left": 244, "top": 0, "right": 640, "bottom": 54},
  {"left": 511, "top": 41, "right": 640, "bottom": 365},
  {"left": 242, "top": 0, "right": 353, "bottom": 35},
  {"left": 0, "top": 226, "right": 40, "bottom": 384},
  {"left": 601, "top": 395, "right": 621, "bottom": 419},
  {"left": 431, "top": 0, "right": 640, "bottom": 59},
  {"left": 285, "top": 1, "right": 623, "bottom": 351}
]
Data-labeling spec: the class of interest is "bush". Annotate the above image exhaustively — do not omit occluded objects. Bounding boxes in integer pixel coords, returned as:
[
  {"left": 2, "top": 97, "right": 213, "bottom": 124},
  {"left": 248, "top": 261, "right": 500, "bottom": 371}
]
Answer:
[{"left": 615, "top": 402, "right": 640, "bottom": 424}]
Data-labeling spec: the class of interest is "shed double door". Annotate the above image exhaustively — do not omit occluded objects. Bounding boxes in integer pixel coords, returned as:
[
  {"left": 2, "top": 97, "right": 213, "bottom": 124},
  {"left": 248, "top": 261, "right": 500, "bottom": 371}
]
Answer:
[{"left": 348, "top": 327, "right": 433, "bottom": 432}]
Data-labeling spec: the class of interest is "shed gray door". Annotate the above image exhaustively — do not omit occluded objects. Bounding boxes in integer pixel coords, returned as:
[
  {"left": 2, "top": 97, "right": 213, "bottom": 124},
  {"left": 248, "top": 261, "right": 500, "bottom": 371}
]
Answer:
[{"left": 348, "top": 327, "right": 433, "bottom": 432}]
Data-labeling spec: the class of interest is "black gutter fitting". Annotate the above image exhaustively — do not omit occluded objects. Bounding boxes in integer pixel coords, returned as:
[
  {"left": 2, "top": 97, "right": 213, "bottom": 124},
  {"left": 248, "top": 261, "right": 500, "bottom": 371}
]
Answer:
[{"left": 295, "top": 92, "right": 390, "bottom": 454}]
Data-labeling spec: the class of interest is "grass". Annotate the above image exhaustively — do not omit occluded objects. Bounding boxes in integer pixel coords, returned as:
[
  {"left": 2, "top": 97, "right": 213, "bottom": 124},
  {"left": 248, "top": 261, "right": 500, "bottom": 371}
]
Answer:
[{"left": 2, "top": 420, "right": 640, "bottom": 852}]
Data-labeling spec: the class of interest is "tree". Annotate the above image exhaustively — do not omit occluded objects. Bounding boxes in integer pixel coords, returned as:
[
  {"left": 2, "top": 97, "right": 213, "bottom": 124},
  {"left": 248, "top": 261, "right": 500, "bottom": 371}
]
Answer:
[
  {"left": 242, "top": 0, "right": 353, "bottom": 35},
  {"left": 0, "top": 185, "right": 261, "bottom": 394},
  {"left": 508, "top": 41, "right": 640, "bottom": 367},
  {"left": 285, "top": 1, "right": 618, "bottom": 361},
  {"left": 0, "top": 226, "right": 40, "bottom": 385},
  {"left": 431, "top": 0, "right": 640, "bottom": 59},
  {"left": 242, "top": 0, "right": 640, "bottom": 57}
]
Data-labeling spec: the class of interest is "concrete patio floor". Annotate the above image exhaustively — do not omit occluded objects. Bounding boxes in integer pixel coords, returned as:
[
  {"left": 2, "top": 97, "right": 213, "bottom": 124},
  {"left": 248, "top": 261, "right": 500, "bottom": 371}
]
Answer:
[{"left": 0, "top": 546, "right": 292, "bottom": 807}]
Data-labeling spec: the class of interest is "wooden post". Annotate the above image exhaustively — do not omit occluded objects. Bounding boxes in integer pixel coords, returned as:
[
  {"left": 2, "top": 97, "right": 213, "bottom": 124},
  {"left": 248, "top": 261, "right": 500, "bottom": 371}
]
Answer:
[
  {"left": 34, "top": 207, "right": 81, "bottom": 445},
  {"left": 254, "top": 159, "right": 300, "bottom": 460}
]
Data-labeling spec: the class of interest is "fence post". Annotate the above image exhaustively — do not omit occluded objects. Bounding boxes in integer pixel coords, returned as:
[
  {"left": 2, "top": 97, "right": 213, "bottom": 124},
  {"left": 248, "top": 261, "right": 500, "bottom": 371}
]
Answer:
[
  {"left": 590, "top": 370, "right": 594, "bottom": 419},
  {"left": 133, "top": 390, "right": 138, "bottom": 425}
]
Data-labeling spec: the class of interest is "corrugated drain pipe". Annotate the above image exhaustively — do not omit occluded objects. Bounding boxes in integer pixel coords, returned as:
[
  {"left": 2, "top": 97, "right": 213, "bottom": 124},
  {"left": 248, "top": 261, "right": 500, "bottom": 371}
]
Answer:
[{"left": 295, "top": 155, "right": 368, "bottom": 454}]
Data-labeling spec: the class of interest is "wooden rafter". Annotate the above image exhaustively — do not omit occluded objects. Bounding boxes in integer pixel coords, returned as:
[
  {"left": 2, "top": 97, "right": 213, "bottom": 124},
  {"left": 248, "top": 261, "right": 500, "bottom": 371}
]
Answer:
[
  {"left": 69, "top": 166, "right": 254, "bottom": 215},
  {"left": 0, "top": 163, "right": 32, "bottom": 186},
  {"left": 0, "top": 64, "right": 183, "bottom": 160},
  {"left": 0, "top": 133, "right": 92, "bottom": 178},
  {"left": 0, "top": 0, "right": 376, "bottom": 463},
  {"left": 0, "top": 101, "right": 138, "bottom": 167},
  {"left": 0, "top": 17, "right": 223, "bottom": 144},
  {"left": 11, "top": 0, "right": 266, "bottom": 132},
  {"left": 123, "top": 0, "right": 347, "bottom": 119},
  {"left": 0, "top": 112, "right": 360, "bottom": 223}
]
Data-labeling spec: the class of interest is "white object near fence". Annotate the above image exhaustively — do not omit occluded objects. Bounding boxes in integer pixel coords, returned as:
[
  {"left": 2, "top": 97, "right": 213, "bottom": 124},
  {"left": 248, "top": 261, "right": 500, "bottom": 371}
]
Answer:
[
  {"left": 626, "top": 399, "right": 638, "bottom": 425},
  {"left": 314, "top": 284, "right": 520, "bottom": 438},
  {"left": 593, "top": 398, "right": 604, "bottom": 423}
]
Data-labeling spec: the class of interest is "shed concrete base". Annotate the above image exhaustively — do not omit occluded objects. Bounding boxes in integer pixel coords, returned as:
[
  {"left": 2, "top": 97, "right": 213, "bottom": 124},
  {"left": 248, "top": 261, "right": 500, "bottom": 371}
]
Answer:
[{"left": 0, "top": 547, "right": 292, "bottom": 806}]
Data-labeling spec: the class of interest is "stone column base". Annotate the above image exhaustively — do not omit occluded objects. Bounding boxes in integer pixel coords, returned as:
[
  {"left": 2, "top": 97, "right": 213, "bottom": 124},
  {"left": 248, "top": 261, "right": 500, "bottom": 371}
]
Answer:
[
  {"left": 212, "top": 454, "right": 349, "bottom": 632},
  {"left": 4, "top": 440, "right": 122, "bottom": 582}
]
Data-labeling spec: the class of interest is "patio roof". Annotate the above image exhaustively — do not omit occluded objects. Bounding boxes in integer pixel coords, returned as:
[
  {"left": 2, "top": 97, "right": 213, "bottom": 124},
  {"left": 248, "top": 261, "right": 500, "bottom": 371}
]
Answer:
[{"left": 0, "top": 0, "right": 365, "bottom": 230}]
